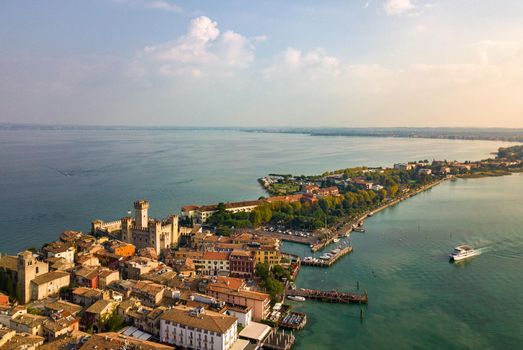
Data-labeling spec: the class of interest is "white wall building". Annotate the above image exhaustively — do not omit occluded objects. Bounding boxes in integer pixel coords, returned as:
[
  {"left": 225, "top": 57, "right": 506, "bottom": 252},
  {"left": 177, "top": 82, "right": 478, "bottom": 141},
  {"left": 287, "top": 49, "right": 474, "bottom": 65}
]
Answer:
[{"left": 160, "top": 306, "right": 238, "bottom": 350}]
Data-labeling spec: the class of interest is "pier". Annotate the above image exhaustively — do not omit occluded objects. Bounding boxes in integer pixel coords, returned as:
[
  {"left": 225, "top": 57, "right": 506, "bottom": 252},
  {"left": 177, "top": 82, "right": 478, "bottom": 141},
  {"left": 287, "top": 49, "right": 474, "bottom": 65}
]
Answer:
[
  {"left": 279, "top": 312, "right": 307, "bottom": 330},
  {"left": 286, "top": 288, "right": 368, "bottom": 304},
  {"left": 301, "top": 246, "right": 353, "bottom": 267}
]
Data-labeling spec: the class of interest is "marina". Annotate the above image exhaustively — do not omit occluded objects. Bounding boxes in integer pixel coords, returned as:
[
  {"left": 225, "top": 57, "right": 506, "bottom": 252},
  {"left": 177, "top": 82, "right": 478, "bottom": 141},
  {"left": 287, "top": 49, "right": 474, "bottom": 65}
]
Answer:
[
  {"left": 301, "top": 246, "right": 353, "bottom": 267},
  {"left": 279, "top": 312, "right": 308, "bottom": 330}
]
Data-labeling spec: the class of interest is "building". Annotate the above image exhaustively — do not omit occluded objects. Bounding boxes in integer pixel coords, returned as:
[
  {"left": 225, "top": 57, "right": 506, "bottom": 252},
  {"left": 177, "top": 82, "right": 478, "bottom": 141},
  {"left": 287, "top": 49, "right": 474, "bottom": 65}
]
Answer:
[
  {"left": 160, "top": 305, "right": 238, "bottom": 350},
  {"left": 106, "top": 241, "right": 136, "bottom": 257},
  {"left": 123, "top": 256, "right": 160, "bottom": 280},
  {"left": 394, "top": 163, "right": 415, "bottom": 171},
  {"left": 74, "top": 267, "right": 119, "bottom": 290},
  {"left": 72, "top": 287, "right": 108, "bottom": 307},
  {"left": 182, "top": 200, "right": 262, "bottom": 224},
  {"left": 229, "top": 251, "right": 256, "bottom": 279},
  {"left": 10, "top": 314, "right": 46, "bottom": 336},
  {"left": 16, "top": 251, "right": 50, "bottom": 304},
  {"left": 80, "top": 332, "right": 174, "bottom": 350},
  {"left": 30, "top": 270, "right": 70, "bottom": 301},
  {"left": 92, "top": 200, "right": 179, "bottom": 254},
  {"left": 201, "top": 252, "right": 230, "bottom": 276},
  {"left": 206, "top": 277, "right": 270, "bottom": 321},
  {"left": 253, "top": 247, "right": 281, "bottom": 267},
  {"left": 42, "top": 242, "right": 76, "bottom": 264},
  {"left": 129, "top": 280, "right": 167, "bottom": 307},
  {"left": 83, "top": 300, "right": 118, "bottom": 331}
]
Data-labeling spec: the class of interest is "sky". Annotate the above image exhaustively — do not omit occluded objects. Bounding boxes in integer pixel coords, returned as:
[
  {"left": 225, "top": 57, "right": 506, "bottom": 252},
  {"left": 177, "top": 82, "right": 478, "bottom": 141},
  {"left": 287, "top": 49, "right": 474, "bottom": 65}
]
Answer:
[{"left": 1, "top": 0, "right": 523, "bottom": 127}]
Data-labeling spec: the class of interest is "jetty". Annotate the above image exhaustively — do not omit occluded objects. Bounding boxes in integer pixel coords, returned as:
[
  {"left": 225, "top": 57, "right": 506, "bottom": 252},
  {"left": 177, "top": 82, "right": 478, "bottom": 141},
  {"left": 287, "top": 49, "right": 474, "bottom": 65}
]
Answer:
[
  {"left": 301, "top": 246, "right": 353, "bottom": 267},
  {"left": 279, "top": 312, "right": 307, "bottom": 330},
  {"left": 286, "top": 288, "right": 368, "bottom": 304}
]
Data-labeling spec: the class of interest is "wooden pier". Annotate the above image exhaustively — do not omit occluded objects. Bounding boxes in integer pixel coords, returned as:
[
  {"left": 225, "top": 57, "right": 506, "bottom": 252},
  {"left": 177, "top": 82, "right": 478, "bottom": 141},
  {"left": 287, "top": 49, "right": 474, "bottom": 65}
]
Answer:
[
  {"left": 286, "top": 288, "right": 368, "bottom": 304},
  {"left": 301, "top": 246, "right": 353, "bottom": 267}
]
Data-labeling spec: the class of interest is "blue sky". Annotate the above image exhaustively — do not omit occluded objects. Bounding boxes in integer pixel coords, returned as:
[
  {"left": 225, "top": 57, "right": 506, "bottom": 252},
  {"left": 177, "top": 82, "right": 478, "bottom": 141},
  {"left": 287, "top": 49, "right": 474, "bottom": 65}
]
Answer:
[{"left": 1, "top": 0, "right": 523, "bottom": 127}]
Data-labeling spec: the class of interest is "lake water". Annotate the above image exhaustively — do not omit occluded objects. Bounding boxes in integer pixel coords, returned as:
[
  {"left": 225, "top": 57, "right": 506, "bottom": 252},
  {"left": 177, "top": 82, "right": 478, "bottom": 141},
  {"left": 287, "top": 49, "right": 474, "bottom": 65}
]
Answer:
[{"left": 0, "top": 129, "right": 521, "bottom": 349}]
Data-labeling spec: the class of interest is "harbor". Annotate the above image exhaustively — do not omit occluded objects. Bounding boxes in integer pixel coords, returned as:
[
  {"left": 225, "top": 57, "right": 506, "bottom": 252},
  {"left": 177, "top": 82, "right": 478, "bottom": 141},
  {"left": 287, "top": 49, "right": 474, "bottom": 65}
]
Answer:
[{"left": 301, "top": 245, "right": 353, "bottom": 267}]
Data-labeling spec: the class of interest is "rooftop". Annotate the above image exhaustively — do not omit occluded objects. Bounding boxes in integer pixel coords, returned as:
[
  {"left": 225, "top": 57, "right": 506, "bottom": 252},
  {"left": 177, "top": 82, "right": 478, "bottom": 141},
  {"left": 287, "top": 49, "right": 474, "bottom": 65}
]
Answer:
[
  {"left": 80, "top": 332, "right": 173, "bottom": 350},
  {"left": 31, "top": 270, "right": 69, "bottom": 285},
  {"left": 161, "top": 305, "right": 237, "bottom": 334},
  {"left": 86, "top": 299, "right": 116, "bottom": 315}
]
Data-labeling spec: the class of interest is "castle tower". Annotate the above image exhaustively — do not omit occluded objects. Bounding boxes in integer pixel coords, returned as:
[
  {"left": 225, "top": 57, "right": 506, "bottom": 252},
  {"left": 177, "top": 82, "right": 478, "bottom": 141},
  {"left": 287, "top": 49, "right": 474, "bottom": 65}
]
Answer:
[
  {"left": 121, "top": 216, "right": 133, "bottom": 243},
  {"left": 134, "top": 200, "right": 150, "bottom": 229},
  {"left": 17, "top": 251, "right": 47, "bottom": 304}
]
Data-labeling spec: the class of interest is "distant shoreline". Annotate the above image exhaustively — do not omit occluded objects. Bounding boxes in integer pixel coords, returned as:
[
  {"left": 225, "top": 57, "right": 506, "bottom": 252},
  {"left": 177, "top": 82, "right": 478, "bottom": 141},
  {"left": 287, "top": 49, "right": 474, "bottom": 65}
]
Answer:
[{"left": 1, "top": 123, "right": 523, "bottom": 143}]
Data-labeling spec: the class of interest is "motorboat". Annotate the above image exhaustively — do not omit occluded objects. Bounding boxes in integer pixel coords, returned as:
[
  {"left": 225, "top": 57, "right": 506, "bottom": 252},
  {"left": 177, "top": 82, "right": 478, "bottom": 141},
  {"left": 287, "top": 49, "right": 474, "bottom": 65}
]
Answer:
[
  {"left": 287, "top": 296, "right": 306, "bottom": 302},
  {"left": 449, "top": 245, "right": 479, "bottom": 261},
  {"left": 333, "top": 238, "right": 340, "bottom": 243}
]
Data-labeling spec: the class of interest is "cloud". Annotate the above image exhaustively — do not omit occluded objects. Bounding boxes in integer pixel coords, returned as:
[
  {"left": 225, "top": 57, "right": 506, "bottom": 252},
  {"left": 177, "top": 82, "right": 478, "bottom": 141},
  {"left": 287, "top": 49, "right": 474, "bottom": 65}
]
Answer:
[
  {"left": 384, "top": 0, "right": 414, "bottom": 15},
  {"left": 135, "top": 16, "right": 256, "bottom": 78},
  {"left": 264, "top": 47, "right": 340, "bottom": 80},
  {"left": 114, "top": 0, "right": 182, "bottom": 13}
]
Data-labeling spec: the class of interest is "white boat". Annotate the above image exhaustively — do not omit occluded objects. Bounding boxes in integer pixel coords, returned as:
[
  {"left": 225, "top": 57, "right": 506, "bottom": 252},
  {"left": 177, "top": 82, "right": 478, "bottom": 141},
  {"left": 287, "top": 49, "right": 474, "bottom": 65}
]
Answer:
[
  {"left": 449, "top": 245, "right": 479, "bottom": 261},
  {"left": 287, "top": 296, "right": 306, "bottom": 302},
  {"left": 333, "top": 238, "right": 340, "bottom": 243}
]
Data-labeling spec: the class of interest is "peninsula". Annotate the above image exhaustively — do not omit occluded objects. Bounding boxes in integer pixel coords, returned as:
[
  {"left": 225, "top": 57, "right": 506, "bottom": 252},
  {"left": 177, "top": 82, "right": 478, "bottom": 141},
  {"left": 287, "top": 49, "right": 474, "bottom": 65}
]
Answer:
[{"left": 0, "top": 144, "right": 521, "bottom": 350}]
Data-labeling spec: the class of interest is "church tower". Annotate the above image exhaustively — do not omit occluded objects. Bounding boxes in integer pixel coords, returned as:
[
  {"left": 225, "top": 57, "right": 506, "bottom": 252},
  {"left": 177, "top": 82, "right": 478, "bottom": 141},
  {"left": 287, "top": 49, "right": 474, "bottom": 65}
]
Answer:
[{"left": 17, "top": 251, "right": 47, "bottom": 304}]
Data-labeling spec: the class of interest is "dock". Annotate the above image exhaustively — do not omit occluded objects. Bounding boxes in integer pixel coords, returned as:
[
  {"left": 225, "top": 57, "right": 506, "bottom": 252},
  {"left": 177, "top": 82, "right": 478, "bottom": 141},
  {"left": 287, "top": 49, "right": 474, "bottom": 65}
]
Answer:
[
  {"left": 301, "top": 245, "right": 353, "bottom": 267},
  {"left": 286, "top": 288, "right": 368, "bottom": 304},
  {"left": 279, "top": 312, "right": 307, "bottom": 330}
]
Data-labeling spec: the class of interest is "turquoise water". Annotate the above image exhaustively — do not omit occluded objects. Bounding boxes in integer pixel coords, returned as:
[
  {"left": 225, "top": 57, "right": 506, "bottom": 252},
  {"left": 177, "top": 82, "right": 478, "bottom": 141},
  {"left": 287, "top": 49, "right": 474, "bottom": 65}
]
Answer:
[
  {"left": 0, "top": 129, "right": 510, "bottom": 254},
  {"left": 284, "top": 174, "right": 523, "bottom": 349},
  {"left": 0, "top": 129, "right": 521, "bottom": 349}
]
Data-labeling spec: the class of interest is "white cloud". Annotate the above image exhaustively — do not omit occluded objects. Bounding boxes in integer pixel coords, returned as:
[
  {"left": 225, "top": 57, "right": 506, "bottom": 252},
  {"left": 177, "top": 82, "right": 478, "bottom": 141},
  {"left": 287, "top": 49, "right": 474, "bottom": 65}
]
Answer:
[
  {"left": 135, "top": 16, "right": 256, "bottom": 78},
  {"left": 114, "top": 0, "right": 182, "bottom": 13},
  {"left": 384, "top": 0, "right": 414, "bottom": 15},
  {"left": 265, "top": 47, "right": 340, "bottom": 79}
]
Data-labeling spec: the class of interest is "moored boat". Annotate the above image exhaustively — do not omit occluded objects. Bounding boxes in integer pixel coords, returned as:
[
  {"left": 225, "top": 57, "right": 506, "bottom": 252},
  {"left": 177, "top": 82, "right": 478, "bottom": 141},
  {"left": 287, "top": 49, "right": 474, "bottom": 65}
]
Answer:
[{"left": 287, "top": 296, "right": 306, "bottom": 302}]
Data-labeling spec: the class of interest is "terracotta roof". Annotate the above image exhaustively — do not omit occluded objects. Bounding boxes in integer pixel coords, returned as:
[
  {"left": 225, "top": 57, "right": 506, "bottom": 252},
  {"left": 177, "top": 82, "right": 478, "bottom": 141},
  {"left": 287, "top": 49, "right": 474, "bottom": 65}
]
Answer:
[
  {"left": 1, "top": 333, "right": 44, "bottom": 350},
  {"left": 80, "top": 332, "right": 173, "bottom": 350},
  {"left": 86, "top": 300, "right": 116, "bottom": 315},
  {"left": 202, "top": 251, "right": 230, "bottom": 261},
  {"left": 208, "top": 285, "right": 269, "bottom": 301},
  {"left": 230, "top": 250, "right": 253, "bottom": 257},
  {"left": 12, "top": 314, "right": 47, "bottom": 328},
  {"left": 182, "top": 205, "right": 200, "bottom": 211},
  {"left": 31, "top": 271, "right": 69, "bottom": 285},
  {"left": 0, "top": 255, "right": 17, "bottom": 271},
  {"left": 161, "top": 305, "right": 237, "bottom": 333},
  {"left": 207, "top": 276, "right": 245, "bottom": 291},
  {"left": 44, "top": 300, "right": 83, "bottom": 315},
  {"left": 198, "top": 200, "right": 262, "bottom": 212}
]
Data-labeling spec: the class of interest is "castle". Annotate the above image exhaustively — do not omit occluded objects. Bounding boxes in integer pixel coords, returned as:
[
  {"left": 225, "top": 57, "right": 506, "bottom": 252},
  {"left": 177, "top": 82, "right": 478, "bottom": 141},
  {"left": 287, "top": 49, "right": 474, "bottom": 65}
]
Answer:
[{"left": 92, "top": 200, "right": 179, "bottom": 254}]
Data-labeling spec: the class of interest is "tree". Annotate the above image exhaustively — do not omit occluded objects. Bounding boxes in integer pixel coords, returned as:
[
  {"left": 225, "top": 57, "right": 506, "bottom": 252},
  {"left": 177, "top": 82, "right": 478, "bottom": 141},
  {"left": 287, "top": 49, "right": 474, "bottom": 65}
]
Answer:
[
  {"left": 105, "top": 313, "right": 125, "bottom": 332},
  {"left": 389, "top": 184, "right": 399, "bottom": 198},
  {"left": 255, "top": 263, "right": 270, "bottom": 280}
]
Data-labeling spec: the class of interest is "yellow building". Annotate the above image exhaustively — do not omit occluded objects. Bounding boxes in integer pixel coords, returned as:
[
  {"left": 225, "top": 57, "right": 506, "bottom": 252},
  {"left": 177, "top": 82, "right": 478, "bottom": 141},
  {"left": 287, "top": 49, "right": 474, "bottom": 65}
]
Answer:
[{"left": 253, "top": 247, "right": 282, "bottom": 267}]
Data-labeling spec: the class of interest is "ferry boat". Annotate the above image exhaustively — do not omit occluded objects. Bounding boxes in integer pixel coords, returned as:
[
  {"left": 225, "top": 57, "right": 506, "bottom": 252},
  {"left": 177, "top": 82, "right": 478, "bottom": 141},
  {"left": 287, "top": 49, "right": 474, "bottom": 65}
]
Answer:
[
  {"left": 449, "top": 245, "right": 479, "bottom": 261},
  {"left": 287, "top": 296, "right": 306, "bottom": 302}
]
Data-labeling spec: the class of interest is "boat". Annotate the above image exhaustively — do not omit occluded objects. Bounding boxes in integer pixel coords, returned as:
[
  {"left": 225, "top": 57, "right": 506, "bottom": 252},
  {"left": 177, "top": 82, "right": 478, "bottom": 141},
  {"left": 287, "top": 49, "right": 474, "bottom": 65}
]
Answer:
[
  {"left": 353, "top": 227, "right": 365, "bottom": 233},
  {"left": 449, "top": 245, "right": 479, "bottom": 261},
  {"left": 319, "top": 254, "right": 331, "bottom": 260},
  {"left": 345, "top": 232, "right": 351, "bottom": 237},
  {"left": 287, "top": 296, "right": 306, "bottom": 302},
  {"left": 333, "top": 238, "right": 340, "bottom": 243}
]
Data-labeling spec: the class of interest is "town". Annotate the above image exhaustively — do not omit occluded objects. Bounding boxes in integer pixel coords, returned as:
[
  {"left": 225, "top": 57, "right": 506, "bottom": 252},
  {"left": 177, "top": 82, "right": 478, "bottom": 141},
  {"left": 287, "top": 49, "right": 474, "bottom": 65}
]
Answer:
[{"left": 0, "top": 145, "right": 521, "bottom": 350}]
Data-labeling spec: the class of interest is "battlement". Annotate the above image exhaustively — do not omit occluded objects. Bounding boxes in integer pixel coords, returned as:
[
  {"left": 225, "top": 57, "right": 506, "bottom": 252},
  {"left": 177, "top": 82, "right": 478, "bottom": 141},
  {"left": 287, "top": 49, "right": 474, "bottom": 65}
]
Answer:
[{"left": 134, "top": 200, "right": 150, "bottom": 210}]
